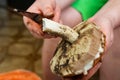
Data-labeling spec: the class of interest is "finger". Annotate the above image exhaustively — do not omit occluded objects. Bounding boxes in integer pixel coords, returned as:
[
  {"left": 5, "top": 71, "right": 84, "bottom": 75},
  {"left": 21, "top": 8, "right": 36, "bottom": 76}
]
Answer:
[
  {"left": 23, "top": 16, "right": 44, "bottom": 38},
  {"left": 42, "top": 5, "right": 54, "bottom": 17},
  {"left": 68, "top": 62, "right": 102, "bottom": 80},
  {"left": 81, "top": 62, "right": 102, "bottom": 80},
  {"left": 23, "top": 16, "right": 57, "bottom": 38},
  {"left": 23, "top": 1, "right": 45, "bottom": 38},
  {"left": 36, "top": 0, "right": 55, "bottom": 17},
  {"left": 52, "top": 5, "right": 61, "bottom": 22}
]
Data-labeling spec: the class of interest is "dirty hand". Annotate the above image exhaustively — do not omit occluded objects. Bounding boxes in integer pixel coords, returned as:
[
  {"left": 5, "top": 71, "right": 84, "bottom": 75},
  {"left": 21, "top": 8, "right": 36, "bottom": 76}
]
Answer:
[{"left": 23, "top": 0, "right": 61, "bottom": 38}]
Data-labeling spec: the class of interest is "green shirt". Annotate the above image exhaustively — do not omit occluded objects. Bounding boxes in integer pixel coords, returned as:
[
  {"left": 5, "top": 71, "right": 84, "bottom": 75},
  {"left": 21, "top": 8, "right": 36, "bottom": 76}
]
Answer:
[{"left": 72, "top": 0, "right": 108, "bottom": 20}]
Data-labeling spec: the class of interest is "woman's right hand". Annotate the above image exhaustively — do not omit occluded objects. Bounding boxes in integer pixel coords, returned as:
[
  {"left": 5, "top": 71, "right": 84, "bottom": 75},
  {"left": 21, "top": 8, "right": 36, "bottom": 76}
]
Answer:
[{"left": 23, "top": 0, "right": 61, "bottom": 39}]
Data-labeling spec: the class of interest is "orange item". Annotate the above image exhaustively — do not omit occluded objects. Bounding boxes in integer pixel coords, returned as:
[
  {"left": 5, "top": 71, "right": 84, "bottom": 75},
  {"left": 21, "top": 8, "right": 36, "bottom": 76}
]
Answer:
[{"left": 0, "top": 70, "right": 41, "bottom": 80}]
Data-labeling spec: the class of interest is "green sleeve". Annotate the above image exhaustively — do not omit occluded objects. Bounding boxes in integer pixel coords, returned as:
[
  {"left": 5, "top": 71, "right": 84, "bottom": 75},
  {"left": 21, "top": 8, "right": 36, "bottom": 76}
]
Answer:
[{"left": 71, "top": 0, "right": 108, "bottom": 20}]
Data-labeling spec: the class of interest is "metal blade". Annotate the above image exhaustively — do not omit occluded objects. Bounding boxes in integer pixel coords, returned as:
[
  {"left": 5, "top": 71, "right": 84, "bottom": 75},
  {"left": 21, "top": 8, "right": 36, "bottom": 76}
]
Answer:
[{"left": 13, "top": 9, "right": 43, "bottom": 24}]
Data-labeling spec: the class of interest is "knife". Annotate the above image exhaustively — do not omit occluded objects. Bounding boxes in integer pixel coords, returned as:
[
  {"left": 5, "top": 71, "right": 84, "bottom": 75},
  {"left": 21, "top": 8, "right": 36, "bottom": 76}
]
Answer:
[{"left": 13, "top": 9, "right": 79, "bottom": 43}]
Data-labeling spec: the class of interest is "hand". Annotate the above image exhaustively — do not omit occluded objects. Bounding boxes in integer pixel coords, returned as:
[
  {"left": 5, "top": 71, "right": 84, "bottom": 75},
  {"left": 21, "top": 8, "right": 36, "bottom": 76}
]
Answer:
[
  {"left": 64, "top": 0, "right": 120, "bottom": 79},
  {"left": 77, "top": 0, "right": 120, "bottom": 79},
  {"left": 63, "top": 62, "right": 101, "bottom": 80},
  {"left": 88, "top": 16, "right": 114, "bottom": 49},
  {"left": 23, "top": 0, "right": 61, "bottom": 38},
  {"left": 88, "top": 0, "right": 120, "bottom": 48}
]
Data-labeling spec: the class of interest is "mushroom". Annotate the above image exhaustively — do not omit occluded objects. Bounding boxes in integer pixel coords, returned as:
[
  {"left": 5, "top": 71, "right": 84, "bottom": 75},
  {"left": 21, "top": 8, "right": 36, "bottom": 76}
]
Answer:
[{"left": 48, "top": 21, "right": 106, "bottom": 78}]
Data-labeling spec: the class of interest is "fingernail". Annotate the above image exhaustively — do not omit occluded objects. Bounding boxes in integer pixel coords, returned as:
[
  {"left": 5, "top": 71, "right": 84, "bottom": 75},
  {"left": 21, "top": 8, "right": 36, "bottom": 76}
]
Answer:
[{"left": 44, "top": 8, "right": 54, "bottom": 17}]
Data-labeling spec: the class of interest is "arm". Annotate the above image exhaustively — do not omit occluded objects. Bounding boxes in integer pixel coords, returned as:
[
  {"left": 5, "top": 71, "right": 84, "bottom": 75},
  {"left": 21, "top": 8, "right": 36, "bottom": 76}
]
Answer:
[
  {"left": 89, "top": 0, "right": 120, "bottom": 48},
  {"left": 56, "top": 0, "right": 74, "bottom": 10},
  {"left": 80, "top": 0, "right": 120, "bottom": 79}
]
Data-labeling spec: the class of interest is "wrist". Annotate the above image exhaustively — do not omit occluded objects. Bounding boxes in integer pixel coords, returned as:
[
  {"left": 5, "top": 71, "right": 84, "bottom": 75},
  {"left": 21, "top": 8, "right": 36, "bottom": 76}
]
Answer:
[
  {"left": 88, "top": 16, "right": 114, "bottom": 48},
  {"left": 101, "top": 0, "right": 120, "bottom": 29}
]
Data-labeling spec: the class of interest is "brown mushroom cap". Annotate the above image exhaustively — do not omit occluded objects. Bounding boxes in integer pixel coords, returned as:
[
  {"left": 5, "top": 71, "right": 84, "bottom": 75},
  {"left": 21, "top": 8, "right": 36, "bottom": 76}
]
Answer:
[{"left": 50, "top": 21, "right": 106, "bottom": 77}]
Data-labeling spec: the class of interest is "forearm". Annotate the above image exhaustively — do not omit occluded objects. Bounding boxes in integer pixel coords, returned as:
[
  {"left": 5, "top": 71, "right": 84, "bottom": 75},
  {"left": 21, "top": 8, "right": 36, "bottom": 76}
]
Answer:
[
  {"left": 56, "top": 0, "right": 74, "bottom": 10},
  {"left": 92, "top": 0, "right": 120, "bottom": 29}
]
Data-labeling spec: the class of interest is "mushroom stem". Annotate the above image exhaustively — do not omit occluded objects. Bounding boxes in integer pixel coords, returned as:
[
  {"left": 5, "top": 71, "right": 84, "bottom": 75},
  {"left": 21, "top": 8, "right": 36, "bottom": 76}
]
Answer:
[{"left": 42, "top": 18, "right": 79, "bottom": 43}]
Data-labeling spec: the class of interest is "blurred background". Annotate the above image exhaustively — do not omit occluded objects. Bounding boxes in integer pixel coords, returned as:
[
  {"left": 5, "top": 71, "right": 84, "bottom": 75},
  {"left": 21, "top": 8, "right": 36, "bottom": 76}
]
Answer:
[
  {"left": 0, "top": 0, "right": 43, "bottom": 77},
  {"left": 0, "top": 0, "right": 99, "bottom": 80}
]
